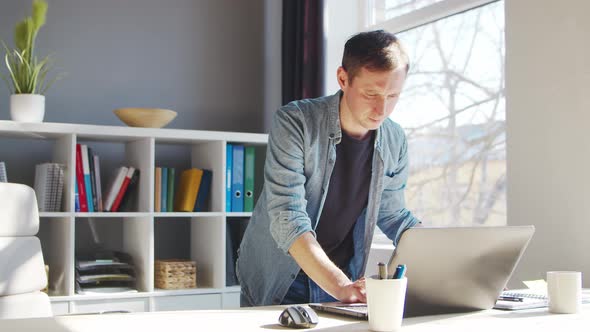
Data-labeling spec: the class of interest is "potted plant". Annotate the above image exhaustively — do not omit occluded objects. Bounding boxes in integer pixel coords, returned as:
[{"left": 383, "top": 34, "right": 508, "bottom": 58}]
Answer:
[{"left": 1, "top": 0, "right": 61, "bottom": 122}]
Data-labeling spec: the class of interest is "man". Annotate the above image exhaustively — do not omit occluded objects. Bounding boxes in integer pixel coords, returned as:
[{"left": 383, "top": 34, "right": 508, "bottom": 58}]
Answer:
[{"left": 236, "top": 30, "right": 420, "bottom": 306}]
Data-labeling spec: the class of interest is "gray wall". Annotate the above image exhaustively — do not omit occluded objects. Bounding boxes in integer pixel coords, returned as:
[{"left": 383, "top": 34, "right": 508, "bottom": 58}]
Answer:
[
  {"left": 506, "top": 0, "right": 590, "bottom": 287},
  {"left": 0, "top": 0, "right": 265, "bottom": 132}
]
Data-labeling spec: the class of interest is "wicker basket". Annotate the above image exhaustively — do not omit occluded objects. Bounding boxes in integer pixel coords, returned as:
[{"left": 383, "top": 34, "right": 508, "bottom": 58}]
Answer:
[{"left": 155, "top": 259, "right": 197, "bottom": 289}]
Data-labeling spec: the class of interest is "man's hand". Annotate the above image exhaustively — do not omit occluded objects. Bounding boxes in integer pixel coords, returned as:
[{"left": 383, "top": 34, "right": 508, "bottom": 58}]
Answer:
[
  {"left": 337, "top": 277, "right": 366, "bottom": 303},
  {"left": 289, "top": 232, "right": 367, "bottom": 303}
]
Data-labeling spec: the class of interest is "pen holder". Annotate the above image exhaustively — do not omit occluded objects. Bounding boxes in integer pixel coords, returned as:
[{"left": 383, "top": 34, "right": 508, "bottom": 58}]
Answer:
[{"left": 366, "top": 276, "right": 407, "bottom": 332}]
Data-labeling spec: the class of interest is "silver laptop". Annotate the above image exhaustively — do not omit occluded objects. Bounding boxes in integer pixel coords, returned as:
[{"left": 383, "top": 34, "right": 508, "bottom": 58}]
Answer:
[{"left": 310, "top": 226, "right": 535, "bottom": 318}]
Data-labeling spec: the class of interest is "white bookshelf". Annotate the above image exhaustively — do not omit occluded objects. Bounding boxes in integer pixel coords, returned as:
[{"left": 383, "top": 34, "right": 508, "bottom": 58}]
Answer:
[{"left": 0, "top": 120, "right": 266, "bottom": 314}]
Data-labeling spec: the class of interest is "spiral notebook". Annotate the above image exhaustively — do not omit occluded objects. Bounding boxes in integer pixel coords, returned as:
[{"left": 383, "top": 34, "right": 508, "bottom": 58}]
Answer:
[{"left": 494, "top": 289, "right": 590, "bottom": 310}]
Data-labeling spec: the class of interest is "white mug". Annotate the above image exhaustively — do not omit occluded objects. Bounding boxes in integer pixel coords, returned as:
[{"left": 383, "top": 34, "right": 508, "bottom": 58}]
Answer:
[
  {"left": 366, "top": 276, "right": 407, "bottom": 332},
  {"left": 547, "top": 271, "right": 582, "bottom": 314}
]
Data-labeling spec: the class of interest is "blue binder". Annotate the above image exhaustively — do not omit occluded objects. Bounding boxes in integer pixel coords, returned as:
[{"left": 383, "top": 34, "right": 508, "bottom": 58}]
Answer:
[
  {"left": 226, "top": 144, "right": 233, "bottom": 212},
  {"left": 231, "top": 145, "right": 244, "bottom": 212},
  {"left": 161, "top": 168, "right": 168, "bottom": 212}
]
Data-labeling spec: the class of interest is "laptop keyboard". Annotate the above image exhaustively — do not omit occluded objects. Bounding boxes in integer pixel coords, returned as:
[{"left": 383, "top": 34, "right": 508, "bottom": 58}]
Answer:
[{"left": 337, "top": 304, "right": 368, "bottom": 313}]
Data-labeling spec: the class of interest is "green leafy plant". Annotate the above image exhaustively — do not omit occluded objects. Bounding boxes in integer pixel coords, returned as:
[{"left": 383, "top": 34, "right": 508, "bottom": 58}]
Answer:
[{"left": 1, "top": 0, "right": 62, "bottom": 94}]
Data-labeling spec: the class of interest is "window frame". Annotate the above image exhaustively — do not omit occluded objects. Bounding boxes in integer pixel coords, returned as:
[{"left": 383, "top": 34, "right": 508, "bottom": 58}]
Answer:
[{"left": 363, "top": 0, "right": 500, "bottom": 33}]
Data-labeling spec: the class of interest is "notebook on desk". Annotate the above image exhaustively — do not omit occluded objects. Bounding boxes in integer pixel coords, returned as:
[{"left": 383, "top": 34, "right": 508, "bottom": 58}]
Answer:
[
  {"left": 494, "top": 289, "right": 590, "bottom": 310},
  {"left": 310, "top": 226, "right": 535, "bottom": 319}
]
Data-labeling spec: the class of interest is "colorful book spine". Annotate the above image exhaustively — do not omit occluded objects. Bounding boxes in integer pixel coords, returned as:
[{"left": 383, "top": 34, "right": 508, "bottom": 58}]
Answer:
[
  {"left": 81, "top": 145, "right": 94, "bottom": 212},
  {"left": 226, "top": 144, "right": 233, "bottom": 212},
  {"left": 75, "top": 144, "right": 88, "bottom": 212},
  {"left": 111, "top": 167, "right": 135, "bottom": 212},
  {"left": 104, "top": 166, "right": 128, "bottom": 212},
  {"left": 244, "top": 146, "right": 255, "bottom": 212},
  {"left": 87, "top": 147, "right": 98, "bottom": 212},
  {"left": 155, "top": 167, "right": 162, "bottom": 212},
  {"left": 93, "top": 154, "right": 103, "bottom": 212},
  {"left": 161, "top": 168, "right": 168, "bottom": 212},
  {"left": 231, "top": 145, "right": 244, "bottom": 212},
  {"left": 167, "top": 168, "right": 175, "bottom": 212},
  {"left": 119, "top": 169, "right": 140, "bottom": 212},
  {"left": 194, "top": 169, "right": 212, "bottom": 212},
  {"left": 74, "top": 180, "right": 80, "bottom": 212}
]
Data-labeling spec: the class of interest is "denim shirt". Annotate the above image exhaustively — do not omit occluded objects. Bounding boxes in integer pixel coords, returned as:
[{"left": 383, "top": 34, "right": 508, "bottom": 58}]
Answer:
[{"left": 236, "top": 91, "right": 419, "bottom": 306}]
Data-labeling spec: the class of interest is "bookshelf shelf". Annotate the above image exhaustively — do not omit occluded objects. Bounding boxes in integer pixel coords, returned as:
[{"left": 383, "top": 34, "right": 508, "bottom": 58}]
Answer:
[
  {"left": 40, "top": 212, "right": 73, "bottom": 218},
  {"left": 153, "top": 212, "right": 225, "bottom": 218},
  {"left": 227, "top": 212, "right": 253, "bottom": 218},
  {"left": 0, "top": 121, "right": 267, "bottom": 314},
  {"left": 73, "top": 212, "right": 153, "bottom": 218}
]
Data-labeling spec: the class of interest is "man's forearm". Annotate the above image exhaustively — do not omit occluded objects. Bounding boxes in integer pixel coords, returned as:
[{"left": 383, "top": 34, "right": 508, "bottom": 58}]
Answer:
[{"left": 288, "top": 232, "right": 351, "bottom": 299}]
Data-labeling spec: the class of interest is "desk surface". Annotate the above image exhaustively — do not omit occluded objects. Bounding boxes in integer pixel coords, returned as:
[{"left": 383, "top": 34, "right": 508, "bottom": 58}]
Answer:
[{"left": 2, "top": 305, "right": 589, "bottom": 331}]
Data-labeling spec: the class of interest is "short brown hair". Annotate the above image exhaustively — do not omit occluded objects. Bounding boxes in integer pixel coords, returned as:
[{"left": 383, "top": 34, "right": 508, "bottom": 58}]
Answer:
[{"left": 342, "top": 30, "right": 409, "bottom": 83}]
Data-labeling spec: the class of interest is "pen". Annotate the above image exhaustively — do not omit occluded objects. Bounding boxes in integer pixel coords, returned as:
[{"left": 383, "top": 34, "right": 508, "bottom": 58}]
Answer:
[
  {"left": 378, "top": 262, "right": 387, "bottom": 279},
  {"left": 393, "top": 264, "right": 406, "bottom": 279},
  {"left": 498, "top": 296, "right": 524, "bottom": 302}
]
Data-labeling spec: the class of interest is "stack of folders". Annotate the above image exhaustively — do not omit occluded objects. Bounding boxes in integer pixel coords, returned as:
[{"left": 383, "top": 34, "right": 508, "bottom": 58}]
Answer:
[
  {"left": 165, "top": 167, "right": 212, "bottom": 212},
  {"left": 34, "top": 163, "right": 65, "bottom": 212},
  {"left": 0, "top": 161, "right": 7, "bottom": 182},
  {"left": 75, "top": 250, "right": 137, "bottom": 295},
  {"left": 226, "top": 144, "right": 256, "bottom": 212}
]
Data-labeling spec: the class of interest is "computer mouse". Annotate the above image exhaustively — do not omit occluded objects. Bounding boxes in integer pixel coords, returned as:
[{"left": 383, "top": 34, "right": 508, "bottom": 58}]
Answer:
[{"left": 278, "top": 305, "right": 319, "bottom": 329}]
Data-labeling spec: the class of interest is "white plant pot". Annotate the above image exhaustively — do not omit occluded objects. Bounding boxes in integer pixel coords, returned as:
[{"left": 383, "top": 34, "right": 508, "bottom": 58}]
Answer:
[{"left": 10, "top": 94, "right": 45, "bottom": 122}]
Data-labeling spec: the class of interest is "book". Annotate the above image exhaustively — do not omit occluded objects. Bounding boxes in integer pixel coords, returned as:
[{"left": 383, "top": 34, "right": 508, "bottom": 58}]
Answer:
[
  {"left": 47, "top": 163, "right": 57, "bottom": 212},
  {"left": 226, "top": 144, "right": 233, "bottom": 212},
  {"left": 75, "top": 144, "right": 88, "bottom": 212},
  {"left": 104, "top": 166, "right": 129, "bottom": 212},
  {"left": 167, "top": 167, "right": 175, "bottom": 212},
  {"left": 494, "top": 289, "right": 590, "bottom": 310},
  {"left": 194, "top": 169, "right": 212, "bottom": 212},
  {"left": 244, "top": 146, "right": 255, "bottom": 212},
  {"left": 161, "top": 168, "right": 168, "bottom": 212},
  {"left": 231, "top": 145, "right": 244, "bottom": 212},
  {"left": 81, "top": 145, "right": 94, "bottom": 212},
  {"left": 34, "top": 163, "right": 52, "bottom": 212},
  {"left": 53, "top": 164, "right": 64, "bottom": 212},
  {"left": 174, "top": 168, "right": 204, "bottom": 212},
  {"left": 93, "top": 154, "right": 103, "bottom": 212},
  {"left": 0, "top": 161, "right": 7, "bottom": 182},
  {"left": 87, "top": 147, "right": 98, "bottom": 212},
  {"left": 110, "top": 167, "right": 136, "bottom": 212},
  {"left": 74, "top": 180, "right": 80, "bottom": 212},
  {"left": 118, "top": 169, "right": 140, "bottom": 212},
  {"left": 155, "top": 167, "right": 162, "bottom": 212}
]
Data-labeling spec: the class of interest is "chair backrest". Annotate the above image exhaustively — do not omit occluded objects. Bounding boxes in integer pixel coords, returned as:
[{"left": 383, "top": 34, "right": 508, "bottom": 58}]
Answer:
[{"left": 0, "top": 182, "right": 52, "bottom": 319}]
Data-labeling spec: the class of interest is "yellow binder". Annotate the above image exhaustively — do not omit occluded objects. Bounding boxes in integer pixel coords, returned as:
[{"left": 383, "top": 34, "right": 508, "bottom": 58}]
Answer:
[{"left": 174, "top": 168, "right": 204, "bottom": 212}]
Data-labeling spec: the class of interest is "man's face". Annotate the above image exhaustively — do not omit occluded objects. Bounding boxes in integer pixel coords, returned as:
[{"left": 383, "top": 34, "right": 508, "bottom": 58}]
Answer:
[{"left": 338, "top": 66, "right": 407, "bottom": 138}]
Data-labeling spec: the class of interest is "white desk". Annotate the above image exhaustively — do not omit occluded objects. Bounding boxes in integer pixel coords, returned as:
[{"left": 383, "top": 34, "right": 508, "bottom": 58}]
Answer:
[{"left": 1, "top": 305, "right": 589, "bottom": 331}]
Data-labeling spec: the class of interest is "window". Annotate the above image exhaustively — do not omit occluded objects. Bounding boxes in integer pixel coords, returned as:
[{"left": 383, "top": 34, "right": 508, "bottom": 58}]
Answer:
[
  {"left": 366, "top": 0, "right": 506, "bottom": 246},
  {"left": 365, "top": 0, "right": 444, "bottom": 25}
]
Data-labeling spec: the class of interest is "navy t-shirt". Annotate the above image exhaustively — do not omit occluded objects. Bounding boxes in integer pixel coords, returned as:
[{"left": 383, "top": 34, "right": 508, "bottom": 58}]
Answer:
[{"left": 315, "top": 130, "right": 375, "bottom": 271}]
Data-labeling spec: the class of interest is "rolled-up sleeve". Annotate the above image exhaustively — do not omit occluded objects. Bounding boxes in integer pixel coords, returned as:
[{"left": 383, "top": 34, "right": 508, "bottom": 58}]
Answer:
[
  {"left": 377, "top": 131, "right": 420, "bottom": 246},
  {"left": 266, "top": 108, "right": 314, "bottom": 254}
]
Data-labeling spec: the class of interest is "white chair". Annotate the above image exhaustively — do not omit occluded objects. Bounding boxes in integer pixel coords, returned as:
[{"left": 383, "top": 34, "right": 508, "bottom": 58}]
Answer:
[{"left": 0, "top": 182, "right": 52, "bottom": 319}]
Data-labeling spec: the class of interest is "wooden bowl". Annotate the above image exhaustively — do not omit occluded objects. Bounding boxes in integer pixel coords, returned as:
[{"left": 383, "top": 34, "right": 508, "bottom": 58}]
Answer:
[{"left": 114, "top": 108, "right": 177, "bottom": 128}]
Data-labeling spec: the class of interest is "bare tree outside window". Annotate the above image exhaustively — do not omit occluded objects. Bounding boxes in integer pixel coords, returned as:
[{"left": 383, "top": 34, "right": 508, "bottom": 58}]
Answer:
[{"left": 372, "top": 1, "right": 505, "bottom": 246}]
